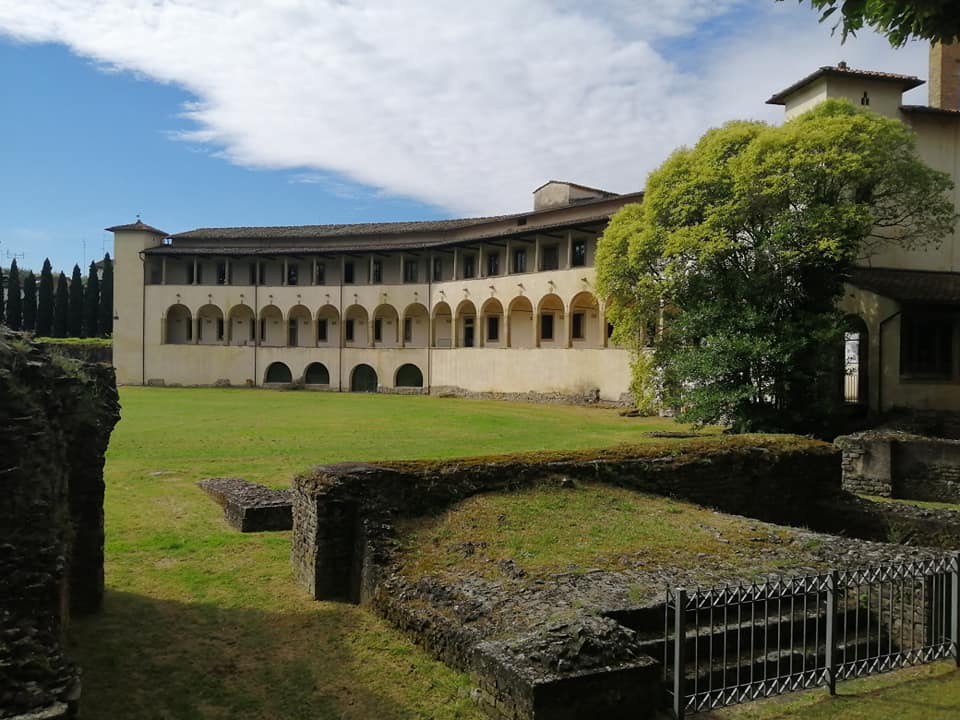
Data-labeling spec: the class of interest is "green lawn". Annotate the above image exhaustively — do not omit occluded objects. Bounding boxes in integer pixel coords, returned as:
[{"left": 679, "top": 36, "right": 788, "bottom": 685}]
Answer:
[
  {"left": 69, "top": 387, "right": 958, "bottom": 719},
  {"left": 70, "top": 387, "right": 689, "bottom": 719}
]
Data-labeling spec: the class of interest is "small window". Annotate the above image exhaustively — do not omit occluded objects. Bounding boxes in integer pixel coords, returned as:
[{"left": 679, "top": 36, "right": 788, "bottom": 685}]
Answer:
[
  {"left": 287, "top": 263, "right": 299, "bottom": 286},
  {"left": 344, "top": 262, "right": 355, "bottom": 284},
  {"left": 372, "top": 260, "right": 382, "bottom": 284},
  {"left": 345, "top": 319, "right": 355, "bottom": 342},
  {"left": 288, "top": 318, "right": 298, "bottom": 346},
  {"left": 216, "top": 262, "right": 227, "bottom": 285},
  {"left": 541, "top": 314, "right": 554, "bottom": 341},
  {"left": 318, "top": 318, "right": 328, "bottom": 342},
  {"left": 433, "top": 257, "right": 443, "bottom": 281},
  {"left": 901, "top": 312, "right": 954, "bottom": 378},
  {"left": 487, "top": 252, "right": 500, "bottom": 276},
  {"left": 572, "top": 312, "right": 585, "bottom": 340},
  {"left": 404, "top": 317, "right": 413, "bottom": 343},
  {"left": 861, "top": 91, "right": 870, "bottom": 106},
  {"left": 186, "top": 262, "right": 195, "bottom": 285},
  {"left": 316, "top": 262, "right": 326, "bottom": 285},
  {"left": 541, "top": 246, "right": 559, "bottom": 271},
  {"left": 185, "top": 319, "right": 193, "bottom": 342},
  {"left": 513, "top": 249, "right": 526, "bottom": 273},
  {"left": 463, "top": 255, "right": 475, "bottom": 279},
  {"left": 487, "top": 315, "right": 499, "bottom": 342},
  {"left": 404, "top": 260, "right": 418, "bottom": 283},
  {"left": 259, "top": 318, "right": 266, "bottom": 342},
  {"left": 258, "top": 262, "right": 266, "bottom": 286},
  {"left": 216, "top": 317, "right": 225, "bottom": 341},
  {"left": 248, "top": 318, "right": 256, "bottom": 342},
  {"left": 374, "top": 318, "right": 383, "bottom": 342},
  {"left": 572, "top": 240, "right": 586, "bottom": 267},
  {"left": 249, "top": 263, "right": 257, "bottom": 286}
]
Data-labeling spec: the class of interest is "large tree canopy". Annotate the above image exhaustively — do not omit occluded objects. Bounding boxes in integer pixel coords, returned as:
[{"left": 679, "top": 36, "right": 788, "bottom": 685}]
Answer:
[
  {"left": 788, "top": 0, "right": 960, "bottom": 46},
  {"left": 597, "top": 100, "right": 955, "bottom": 432}
]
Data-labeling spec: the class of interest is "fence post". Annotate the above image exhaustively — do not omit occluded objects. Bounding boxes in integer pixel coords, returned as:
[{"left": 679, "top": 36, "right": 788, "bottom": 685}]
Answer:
[
  {"left": 825, "top": 570, "right": 838, "bottom": 695},
  {"left": 673, "top": 588, "right": 687, "bottom": 720},
  {"left": 951, "top": 553, "right": 959, "bottom": 668}
]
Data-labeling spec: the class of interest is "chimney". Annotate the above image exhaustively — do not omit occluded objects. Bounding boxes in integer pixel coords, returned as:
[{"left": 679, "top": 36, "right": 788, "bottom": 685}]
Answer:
[{"left": 929, "top": 42, "right": 960, "bottom": 110}]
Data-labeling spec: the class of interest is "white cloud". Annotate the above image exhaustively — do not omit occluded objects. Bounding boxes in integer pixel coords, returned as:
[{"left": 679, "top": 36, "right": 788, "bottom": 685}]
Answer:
[{"left": 0, "top": 1, "right": 934, "bottom": 216}]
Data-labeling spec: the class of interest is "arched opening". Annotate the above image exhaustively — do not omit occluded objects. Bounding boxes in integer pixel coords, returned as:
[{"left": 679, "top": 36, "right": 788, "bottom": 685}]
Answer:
[
  {"left": 395, "top": 363, "right": 424, "bottom": 388},
  {"left": 843, "top": 315, "right": 869, "bottom": 406},
  {"left": 264, "top": 361, "right": 293, "bottom": 384},
  {"left": 480, "top": 298, "right": 504, "bottom": 347},
  {"left": 164, "top": 304, "right": 192, "bottom": 344},
  {"left": 316, "top": 304, "right": 340, "bottom": 346},
  {"left": 507, "top": 296, "right": 534, "bottom": 348},
  {"left": 569, "top": 292, "right": 601, "bottom": 347},
  {"left": 432, "top": 302, "right": 453, "bottom": 348},
  {"left": 537, "top": 293, "right": 565, "bottom": 348},
  {"left": 350, "top": 363, "right": 378, "bottom": 392},
  {"left": 227, "top": 304, "right": 255, "bottom": 346},
  {"left": 401, "top": 303, "right": 429, "bottom": 347},
  {"left": 372, "top": 304, "right": 400, "bottom": 347},
  {"left": 258, "top": 305, "right": 284, "bottom": 347},
  {"left": 287, "top": 304, "right": 313, "bottom": 347},
  {"left": 196, "top": 304, "right": 225, "bottom": 345},
  {"left": 456, "top": 300, "right": 477, "bottom": 348},
  {"left": 343, "top": 305, "right": 368, "bottom": 347},
  {"left": 304, "top": 362, "right": 330, "bottom": 385}
]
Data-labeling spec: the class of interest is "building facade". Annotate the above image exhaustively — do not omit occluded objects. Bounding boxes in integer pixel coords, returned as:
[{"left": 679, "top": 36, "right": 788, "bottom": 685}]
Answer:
[{"left": 109, "top": 182, "right": 639, "bottom": 399}]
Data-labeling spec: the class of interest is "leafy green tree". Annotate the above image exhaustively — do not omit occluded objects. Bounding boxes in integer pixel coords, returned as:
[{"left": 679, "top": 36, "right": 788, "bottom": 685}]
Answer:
[
  {"left": 6, "top": 259, "right": 22, "bottom": 331},
  {"left": 53, "top": 272, "right": 69, "bottom": 338},
  {"left": 68, "top": 264, "right": 84, "bottom": 337},
  {"left": 597, "top": 100, "right": 956, "bottom": 433},
  {"left": 787, "top": 0, "right": 960, "bottom": 46},
  {"left": 37, "top": 258, "right": 54, "bottom": 336},
  {"left": 98, "top": 253, "right": 113, "bottom": 338},
  {"left": 22, "top": 271, "right": 37, "bottom": 332},
  {"left": 83, "top": 261, "right": 100, "bottom": 338}
]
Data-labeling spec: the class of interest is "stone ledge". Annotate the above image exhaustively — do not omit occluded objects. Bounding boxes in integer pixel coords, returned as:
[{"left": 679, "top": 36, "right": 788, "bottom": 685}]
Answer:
[{"left": 197, "top": 477, "right": 292, "bottom": 532}]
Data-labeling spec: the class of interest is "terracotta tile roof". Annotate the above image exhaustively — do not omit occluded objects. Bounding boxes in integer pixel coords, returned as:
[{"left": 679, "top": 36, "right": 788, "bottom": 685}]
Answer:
[
  {"left": 766, "top": 64, "right": 924, "bottom": 105},
  {"left": 105, "top": 220, "right": 168, "bottom": 236},
  {"left": 848, "top": 267, "right": 960, "bottom": 304}
]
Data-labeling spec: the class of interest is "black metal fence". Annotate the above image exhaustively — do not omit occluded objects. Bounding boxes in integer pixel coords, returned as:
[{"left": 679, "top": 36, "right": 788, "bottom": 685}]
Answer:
[{"left": 664, "top": 555, "right": 959, "bottom": 718}]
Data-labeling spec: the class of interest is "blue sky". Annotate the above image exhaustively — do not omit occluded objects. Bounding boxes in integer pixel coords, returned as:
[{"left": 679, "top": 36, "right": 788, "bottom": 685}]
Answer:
[{"left": 0, "top": 1, "right": 929, "bottom": 276}]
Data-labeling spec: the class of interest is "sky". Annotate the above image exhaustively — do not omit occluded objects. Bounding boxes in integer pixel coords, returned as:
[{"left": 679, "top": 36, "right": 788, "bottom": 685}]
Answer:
[{"left": 0, "top": 1, "right": 931, "bottom": 276}]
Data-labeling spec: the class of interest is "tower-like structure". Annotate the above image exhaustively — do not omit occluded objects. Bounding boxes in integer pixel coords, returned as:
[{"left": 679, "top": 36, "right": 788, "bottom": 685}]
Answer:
[{"left": 106, "top": 220, "right": 166, "bottom": 385}]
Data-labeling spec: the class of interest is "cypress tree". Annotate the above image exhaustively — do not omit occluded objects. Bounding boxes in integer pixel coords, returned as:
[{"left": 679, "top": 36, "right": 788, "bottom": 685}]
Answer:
[
  {"left": 22, "top": 271, "right": 37, "bottom": 332},
  {"left": 37, "top": 258, "right": 54, "bottom": 336},
  {"left": 53, "top": 272, "right": 69, "bottom": 338},
  {"left": 98, "top": 253, "right": 113, "bottom": 338},
  {"left": 83, "top": 261, "right": 100, "bottom": 338},
  {"left": 7, "top": 259, "right": 22, "bottom": 331},
  {"left": 0, "top": 266, "right": 5, "bottom": 325},
  {"left": 68, "top": 264, "right": 84, "bottom": 337}
]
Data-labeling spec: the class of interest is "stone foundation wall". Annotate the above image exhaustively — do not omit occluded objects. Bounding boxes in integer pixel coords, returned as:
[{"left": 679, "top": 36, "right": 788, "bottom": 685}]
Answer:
[
  {"left": 35, "top": 341, "right": 112, "bottom": 366},
  {"left": 0, "top": 329, "right": 120, "bottom": 718},
  {"left": 836, "top": 431, "right": 960, "bottom": 504}
]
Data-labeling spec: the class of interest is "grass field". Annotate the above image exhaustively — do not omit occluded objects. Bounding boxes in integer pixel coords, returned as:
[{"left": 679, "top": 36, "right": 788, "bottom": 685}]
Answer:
[{"left": 69, "top": 387, "right": 959, "bottom": 719}]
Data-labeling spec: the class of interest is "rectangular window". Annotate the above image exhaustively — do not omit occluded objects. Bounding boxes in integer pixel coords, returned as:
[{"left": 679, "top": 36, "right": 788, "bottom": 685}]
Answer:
[
  {"left": 486, "top": 252, "right": 500, "bottom": 276},
  {"left": 901, "top": 312, "right": 954, "bottom": 378},
  {"left": 572, "top": 240, "right": 587, "bottom": 267},
  {"left": 259, "top": 318, "right": 266, "bottom": 342},
  {"left": 374, "top": 318, "right": 383, "bottom": 342},
  {"left": 318, "top": 318, "right": 328, "bottom": 342},
  {"left": 258, "top": 262, "right": 266, "bottom": 286},
  {"left": 345, "top": 319, "right": 355, "bottom": 342},
  {"left": 316, "top": 262, "right": 326, "bottom": 285},
  {"left": 186, "top": 262, "right": 195, "bottom": 285},
  {"left": 541, "top": 245, "right": 559, "bottom": 271},
  {"left": 404, "top": 317, "right": 413, "bottom": 343},
  {"left": 288, "top": 318, "right": 298, "bottom": 346},
  {"left": 463, "top": 255, "right": 475, "bottom": 279},
  {"left": 287, "top": 263, "right": 299, "bottom": 286},
  {"left": 216, "top": 262, "right": 227, "bottom": 285},
  {"left": 196, "top": 263, "right": 203, "bottom": 284},
  {"left": 541, "top": 314, "right": 554, "bottom": 341},
  {"left": 249, "top": 318, "right": 256, "bottom": 342},
  {"left": 249, "top": 262, "right": 257, "bottom": 286},
  {"left": 216, "top": 317, "right": 225, "bottom": 341},
  {"left": 186, "top": 319, "right": 192, "bottom": 342},
  {"left": 513, "top": 249, "right": 526, "bottom": 273},
  {"left": 344, "top": 262, "right": 355, "bottom": 284},
  {"left": 372, "top": 260, "right": 382, "bottom": 284},
  {"left": 404, "top": 260, "right": 418, "bottom": 283},
  {"left": 572, "top": 312, "right": 585, "bottom": 340},
  {"left": 487, "top": 315, "right": 499, "bottom": 342},
  {"left": 432, "top": 257, "right": 443, "bottom": 281}
]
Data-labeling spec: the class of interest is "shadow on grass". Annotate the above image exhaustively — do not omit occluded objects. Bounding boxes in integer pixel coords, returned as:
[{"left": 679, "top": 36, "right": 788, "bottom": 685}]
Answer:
[{"left": 68, "top": 589, "right": 478, "bottom": 720}]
